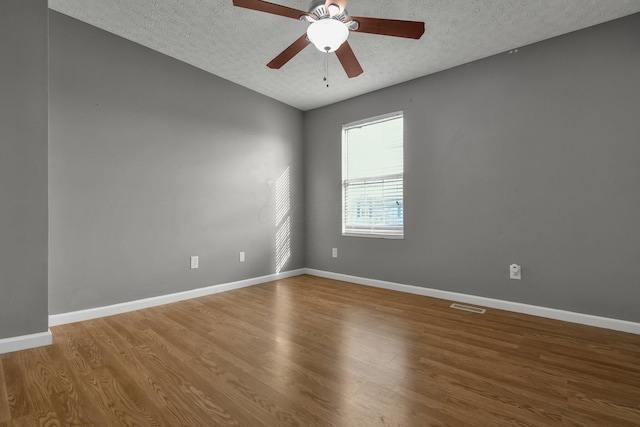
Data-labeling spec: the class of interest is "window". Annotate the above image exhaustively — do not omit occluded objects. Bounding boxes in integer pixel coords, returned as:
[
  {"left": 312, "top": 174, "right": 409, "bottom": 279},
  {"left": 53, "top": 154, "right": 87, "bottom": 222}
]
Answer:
[{"left": 342, "top": 112, "right": 404, "bottom": 238}]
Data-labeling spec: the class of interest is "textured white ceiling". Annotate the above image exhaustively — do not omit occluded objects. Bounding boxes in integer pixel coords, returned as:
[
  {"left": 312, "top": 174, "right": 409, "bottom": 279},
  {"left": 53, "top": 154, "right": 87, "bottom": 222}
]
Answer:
[{"left": 49, "top": 0, "right": 640, "bottom": 111}]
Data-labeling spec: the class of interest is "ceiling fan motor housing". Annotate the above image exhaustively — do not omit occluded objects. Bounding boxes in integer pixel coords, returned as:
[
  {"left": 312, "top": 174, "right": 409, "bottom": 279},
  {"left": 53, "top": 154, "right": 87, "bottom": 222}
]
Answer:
[
  {"left": 309, "top": 1, "right": 347, "bottom": 20},
  {"left": 309, "top": 1, "right": 328, "bottom": 18}
]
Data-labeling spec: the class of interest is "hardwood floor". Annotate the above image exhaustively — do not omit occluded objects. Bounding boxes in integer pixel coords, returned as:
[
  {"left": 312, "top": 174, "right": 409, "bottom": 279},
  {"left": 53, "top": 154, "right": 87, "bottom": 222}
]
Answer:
[{"left": 1, "top": 275, "right": 640, "bottom": 426}]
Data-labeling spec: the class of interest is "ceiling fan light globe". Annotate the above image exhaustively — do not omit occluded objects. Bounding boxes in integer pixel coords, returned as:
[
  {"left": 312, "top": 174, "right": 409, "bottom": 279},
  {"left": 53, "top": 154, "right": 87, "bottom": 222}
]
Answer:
[{"left": 307, "top": 19, "right": 349, "bottom": 53}]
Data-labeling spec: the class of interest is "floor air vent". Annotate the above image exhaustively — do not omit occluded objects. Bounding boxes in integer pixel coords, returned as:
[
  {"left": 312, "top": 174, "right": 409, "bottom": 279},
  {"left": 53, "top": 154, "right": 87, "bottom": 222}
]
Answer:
[{"left": 450, "top": 303, "right": 486, "bottom": 314}]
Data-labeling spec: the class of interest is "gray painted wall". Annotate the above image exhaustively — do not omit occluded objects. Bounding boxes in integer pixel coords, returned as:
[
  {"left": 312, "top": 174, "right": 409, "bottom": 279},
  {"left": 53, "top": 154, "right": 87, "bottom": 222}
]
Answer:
[
  {"left": 0, "top": 0, "right": 49, "bottom": 338},
  {"left": 49, "top": 12, "right": 304, "bottom": 314},
  {"left": 304, "top": 14, "right": 640, "bottom": 322}
]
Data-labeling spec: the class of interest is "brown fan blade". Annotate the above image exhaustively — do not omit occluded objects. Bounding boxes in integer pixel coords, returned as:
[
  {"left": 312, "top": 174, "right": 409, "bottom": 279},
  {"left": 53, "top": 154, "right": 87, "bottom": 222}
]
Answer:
[
  {"left": 267, "top": 33, "right": 311, "bottom": 69},
  {"left": 325, "top": 0, "right": 349, "bottom": 14},
  {"left": 233, "top": 0, "right": 309, "bottom": 20},
  {"left": 335, "top": 41, "right": 363, "bottom": 78},
  {"left": 350, "top": 16, "right": 425, "bottom": 39}
]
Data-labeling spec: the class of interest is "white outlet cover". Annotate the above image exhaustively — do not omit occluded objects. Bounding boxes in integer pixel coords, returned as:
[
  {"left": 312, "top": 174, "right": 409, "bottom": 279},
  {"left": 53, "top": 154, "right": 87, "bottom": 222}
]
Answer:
[
  {"left": 509, "top": 264, "right": 521, "bottom": 280},
  {"left": 190, "top": 256, "right": 199, "bottom": 269},
  {"left": 332, "top": 248, "right": 338, "bottom": 258},
  {"left": 239, "top": 251, "right": 245, "bottom": 262}
]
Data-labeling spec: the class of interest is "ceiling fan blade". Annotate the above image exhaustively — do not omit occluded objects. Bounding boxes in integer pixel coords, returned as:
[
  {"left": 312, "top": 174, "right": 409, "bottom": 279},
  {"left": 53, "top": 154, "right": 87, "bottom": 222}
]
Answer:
[
  {"left": 350, "top": 16, "right": 425, "bottom": 39},
  {"left": 267, "top": 33, "right": 311, "bottom": 69},
  {"left": 335, "top": 41, "right": 363, "bottom": 78},
  {"left": 233, "top": 0, "right": 309, "bottom": 20}
]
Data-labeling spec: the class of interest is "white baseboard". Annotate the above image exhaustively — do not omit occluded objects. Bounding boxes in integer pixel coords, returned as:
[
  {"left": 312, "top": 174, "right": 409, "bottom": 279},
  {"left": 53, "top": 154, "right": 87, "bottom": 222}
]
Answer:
[
  {"left": 45, "top": 266, "right": 640, "bottom": 336},
  {"left": 0, "top": 329, "right": 52, "bottom": 355},
  {"left": 49, "top": 268, "right": 305, "bottom": 327},
  {"left": 304, "top": 269, "right": 640, "bottom": 335}
]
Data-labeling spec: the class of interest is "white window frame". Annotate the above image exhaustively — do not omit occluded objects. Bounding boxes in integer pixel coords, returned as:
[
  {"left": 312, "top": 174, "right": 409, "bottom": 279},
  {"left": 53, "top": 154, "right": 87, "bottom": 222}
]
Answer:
[{"left": 341, "top": 111, "right": 404, "bottom": 239}]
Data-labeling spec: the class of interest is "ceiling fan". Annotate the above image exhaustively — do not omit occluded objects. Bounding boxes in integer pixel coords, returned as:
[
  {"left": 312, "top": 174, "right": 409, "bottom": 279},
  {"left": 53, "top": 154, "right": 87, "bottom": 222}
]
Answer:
[{"left": 232, "top": 0, "right": 425, "bottom": 78}]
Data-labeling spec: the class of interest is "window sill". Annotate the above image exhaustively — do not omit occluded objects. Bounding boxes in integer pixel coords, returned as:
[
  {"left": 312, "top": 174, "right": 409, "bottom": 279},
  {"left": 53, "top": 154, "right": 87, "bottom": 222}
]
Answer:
[{"left": 342, "top": 233, "right": 404, "bottom": 240}]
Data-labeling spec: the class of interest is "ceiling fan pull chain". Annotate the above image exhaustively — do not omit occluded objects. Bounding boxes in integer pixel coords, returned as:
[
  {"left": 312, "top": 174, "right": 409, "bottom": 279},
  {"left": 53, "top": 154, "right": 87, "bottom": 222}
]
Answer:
[{"left": 323, "top": 53, "right": 329, "bottom": 88}]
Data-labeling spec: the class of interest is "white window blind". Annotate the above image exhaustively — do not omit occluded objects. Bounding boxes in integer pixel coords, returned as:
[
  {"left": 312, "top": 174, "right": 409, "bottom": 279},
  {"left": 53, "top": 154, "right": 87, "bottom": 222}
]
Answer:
[{"left": 342, "top": 112, "right": 404, "bottom": 238}]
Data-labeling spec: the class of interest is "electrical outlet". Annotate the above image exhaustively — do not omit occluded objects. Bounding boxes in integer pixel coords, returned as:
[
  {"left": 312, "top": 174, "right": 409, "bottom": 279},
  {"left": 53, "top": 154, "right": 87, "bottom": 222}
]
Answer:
[
  {"left": 510, "top": 264, "right": 521, "bottom": 280},
  {"left": 190, "top": 256, "right": 199, "bottom": 269},
  {"left": 239, "top": 251, "right": 245, "bottom": 262},
  {"left": 332, "top": 248, "right": 338, "bottom": 258}
]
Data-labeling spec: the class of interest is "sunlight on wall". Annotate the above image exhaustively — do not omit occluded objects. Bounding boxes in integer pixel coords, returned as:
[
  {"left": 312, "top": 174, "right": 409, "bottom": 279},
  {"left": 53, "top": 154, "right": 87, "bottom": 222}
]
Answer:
[{"left": 275, "top": 167, "right": 291, "bottom": 273}]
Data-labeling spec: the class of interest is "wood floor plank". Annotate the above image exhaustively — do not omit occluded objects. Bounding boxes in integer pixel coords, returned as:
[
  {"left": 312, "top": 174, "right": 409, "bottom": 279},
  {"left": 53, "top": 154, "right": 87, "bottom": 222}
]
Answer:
[
  {"left": 52, "top": 328, "right": 123, "bottom": 423},
  {"left": 64, "top": 322, "right": 163, "bottom": 426},
  {"left": 151, "top": 325, "right": 332, "bottom": 427},
  {"left": 1, "top": 274, "right": 640, "bottom": 425},
  {"left": 14, "top": 347, "right": 77, "bottom": 426},
  {"left": 80, "top": 318, "right": 200, "bottom": 426},
  {"left": 1, "top": 357, "right": 30, "bottom": 420},
  {"left": 106, "top": 315, "right": 270, "bottom": 427},
  {"left": 95, "top": 324, "right": 216, "bottom": 426},
  {"left": 142, "top": 313, "right": 347, "bottom": 425},
  {"left": 0, "top": 361, "right": 9, "bottom": 424},
  {"left": 37, "top": 341, "right": 94, "bottom": 425},
  {"left": 187, "top": 300, "right": 402, "bottom": 404}
]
